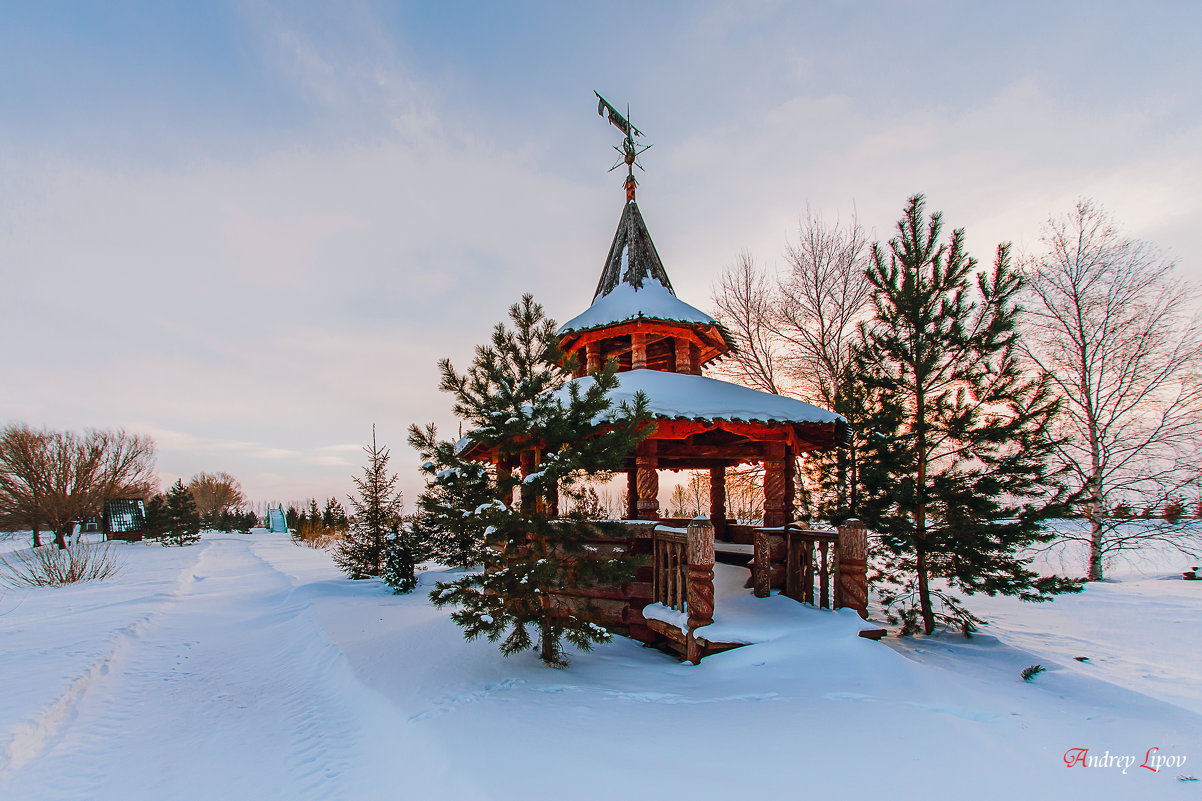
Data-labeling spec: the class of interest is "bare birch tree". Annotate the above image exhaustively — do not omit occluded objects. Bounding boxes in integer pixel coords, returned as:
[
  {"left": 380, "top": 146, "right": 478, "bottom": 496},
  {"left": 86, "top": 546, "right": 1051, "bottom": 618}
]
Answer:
[
  {"left": 774, "top": 210, "right": 874, "bottom": 407},
  {"left": 1021, "top": 200, "right": 1202, "bottom": 579},
  {"left": 711, "top": 211, "right": 872, "bottom": 406},
  {"left": 711, "top": 251, "right": 782, "bottom": 394}
]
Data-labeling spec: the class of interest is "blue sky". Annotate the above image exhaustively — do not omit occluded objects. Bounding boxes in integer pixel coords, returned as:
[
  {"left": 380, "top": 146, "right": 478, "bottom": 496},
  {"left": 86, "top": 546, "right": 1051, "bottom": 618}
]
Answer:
[{"left": 3, "top": 1, "right": 1200, "bottom": 505}]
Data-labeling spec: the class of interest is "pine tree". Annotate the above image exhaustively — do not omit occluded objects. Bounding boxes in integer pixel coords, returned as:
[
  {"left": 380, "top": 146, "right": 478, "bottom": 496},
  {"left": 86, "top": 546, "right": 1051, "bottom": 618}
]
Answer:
[
  {"left": 336, "top": 427, "right": 405, "bottom": 581},
  {"left": 163, "top": 479, "right": 201, "bottom": 546},
  {"left": 424, "top": 294, "right": 651, "bottom": 666},
  {"left": 143, "top": 493, "right": 168, "bottom": 541},
  {"left": 408, "top": 423, "right": 498, "bottom": 568},
  {"left": 855, "top": 195, "right": 1079, "bottom": 635}
]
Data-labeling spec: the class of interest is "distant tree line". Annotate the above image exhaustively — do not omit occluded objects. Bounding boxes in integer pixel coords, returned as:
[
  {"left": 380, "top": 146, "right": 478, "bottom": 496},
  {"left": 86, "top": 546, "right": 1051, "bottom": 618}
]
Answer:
[{"left": 0, "top": 426, "right": 259, "bottom": 549}]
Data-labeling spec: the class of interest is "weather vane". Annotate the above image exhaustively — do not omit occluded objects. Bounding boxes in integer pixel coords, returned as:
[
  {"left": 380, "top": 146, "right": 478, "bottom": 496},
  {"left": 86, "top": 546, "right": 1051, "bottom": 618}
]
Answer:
[{"left": 595, "top": 91, "right": 651, "bottom": 202}]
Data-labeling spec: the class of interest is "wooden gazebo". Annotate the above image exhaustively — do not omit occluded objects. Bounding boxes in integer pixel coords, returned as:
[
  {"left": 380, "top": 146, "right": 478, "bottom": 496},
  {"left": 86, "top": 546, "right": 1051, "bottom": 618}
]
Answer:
[
  {"left": 554, "top": 194, "right": 846, "bottom": 535},
  {"left": 458, "top": 99, "right": 873, "bottom": 660}
]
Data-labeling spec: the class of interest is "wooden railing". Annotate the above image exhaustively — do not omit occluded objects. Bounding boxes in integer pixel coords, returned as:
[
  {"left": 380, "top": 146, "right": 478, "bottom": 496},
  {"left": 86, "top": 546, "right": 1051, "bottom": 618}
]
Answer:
[
  {"left": 752, "top": 520, "right": 869, "bottom": 617},
  {"left": 651, "top": 528, "right": 688, "bottom": 611},
  {"left": 783, "top": 528, "right": 836, "bottom": 608}
]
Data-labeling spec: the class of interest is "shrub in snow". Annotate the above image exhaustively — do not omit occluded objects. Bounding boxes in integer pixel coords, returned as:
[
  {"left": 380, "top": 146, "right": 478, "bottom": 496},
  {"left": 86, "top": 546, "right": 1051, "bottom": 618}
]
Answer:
[
  {"left": 1021, "top": 664, "right": 1045, "bottom": 681},
  {"left": 418, "top": 295, "right": 651, "bottom": 666},
  {"left": 0, "top": 540, "right": 125, "bottom": 588}
]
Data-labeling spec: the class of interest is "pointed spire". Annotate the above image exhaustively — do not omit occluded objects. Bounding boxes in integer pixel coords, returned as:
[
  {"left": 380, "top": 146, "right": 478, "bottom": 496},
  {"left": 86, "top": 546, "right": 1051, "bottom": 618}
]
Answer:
[{"left": 593, "top": 200, "right": 675, "bottom": 301}]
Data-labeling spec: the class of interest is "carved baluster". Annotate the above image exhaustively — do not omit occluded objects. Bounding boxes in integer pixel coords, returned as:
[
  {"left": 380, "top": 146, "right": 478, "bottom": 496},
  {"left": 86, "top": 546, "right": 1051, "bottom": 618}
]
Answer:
[{"left": 753, "top": 529, "right": 771, "bottom": 598}]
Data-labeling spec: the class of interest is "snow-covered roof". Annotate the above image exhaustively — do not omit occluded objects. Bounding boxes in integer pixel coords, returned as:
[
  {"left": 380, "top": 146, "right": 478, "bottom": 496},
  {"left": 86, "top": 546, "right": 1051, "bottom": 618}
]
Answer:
[
  {"left": 558, "top": 280, "right": 716, "bottom": 334},
  {"left": 557, "top": 369, "right": 844, "bottom": 425},
  {"left": 557, "top": 200, "right": 717, "bottom": 335}
]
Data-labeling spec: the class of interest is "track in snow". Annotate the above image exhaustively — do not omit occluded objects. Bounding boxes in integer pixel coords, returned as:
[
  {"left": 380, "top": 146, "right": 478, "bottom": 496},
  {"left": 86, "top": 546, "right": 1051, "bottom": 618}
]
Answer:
[{"left": 2, "top": 536, "right": 423, "bottom": 801}]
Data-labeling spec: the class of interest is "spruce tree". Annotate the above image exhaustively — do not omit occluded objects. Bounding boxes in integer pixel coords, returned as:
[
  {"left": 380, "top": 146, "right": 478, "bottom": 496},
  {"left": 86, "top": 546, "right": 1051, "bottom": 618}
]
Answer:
[
  {"left": 143, "top": 493, "right": 168, "bottom": 541},
  {"left": 336, "top": 427, "right": 405, "bottom": 581},
  {"left": 164, "top": 479, "right": 201, "bottom": 546},
  {"left": 380, "top": 521, "right": 419, "bottom": 593},
  {"left": 855, "top": 195, "right": 1079, "bottom": 635},
  {"left": 423, "top": 294, "right": 651, "bottom": 666}
]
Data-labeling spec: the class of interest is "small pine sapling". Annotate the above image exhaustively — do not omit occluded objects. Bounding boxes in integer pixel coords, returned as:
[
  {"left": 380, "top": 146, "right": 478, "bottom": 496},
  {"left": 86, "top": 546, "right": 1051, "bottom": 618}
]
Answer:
[
  {"left": 337, "top": 427, "right": 405, "bottom": 582},
  {"left": 380, "top": 522, "right": 419, "bottom": 594},
  {"left": 1021, "top": 664, "right": 1045, "bottom": 681},
  {"left": 163, "top": 480, "right": 201, "bottom": 546}
]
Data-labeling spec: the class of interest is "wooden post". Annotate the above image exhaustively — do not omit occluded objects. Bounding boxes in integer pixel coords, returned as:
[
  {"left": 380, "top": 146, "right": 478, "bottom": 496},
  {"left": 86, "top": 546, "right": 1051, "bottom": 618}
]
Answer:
[
  {"left": 763, "top": 458, "right": 787, "bottom": 527},
  {"left": 784, "top": 450, "right": 796, "bottom": 523},
  {"left": 785, "top": 533, "right": 800, "bottom": 600},
  {"left": 819, "top": 539, "right": 830, "bottom": 609},
  {"left": 685, "top": 519, "right": 715, "bottom": 664},
  {"left": 632, "top": 332, "right": 647, "bottom": 370},
  {"left": 753, "top": 529, "right": 772, "bottom": 598},
  {"left": 636, "top": 441, "right": 659, "bottom": 520},
  {"left": 709, "top": 465, "right": 727, "bottom": 540},
  {"left": 626, "top": 469, "right": 638, "bottom": 520},
  {"left": 495, "top": 458, "right": 513, "bottom": 508},
  {"left": 674, "top": 337, "right": 694, "bottom": 374},
  {"left": 836, "top": 519, "right": 869, "bottom": 618},
  {"left": 586, "top": 341, "right": 601, "bottom": 373},
  {"left": 520, "top": 450, "right": 540, "bottom": 515}
]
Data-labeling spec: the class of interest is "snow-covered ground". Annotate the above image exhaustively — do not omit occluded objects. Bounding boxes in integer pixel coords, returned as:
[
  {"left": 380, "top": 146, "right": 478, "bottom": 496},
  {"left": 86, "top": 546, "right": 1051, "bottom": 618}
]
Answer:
[{"left": 1, "top": 530, "right": 1198, "bottom": 800}]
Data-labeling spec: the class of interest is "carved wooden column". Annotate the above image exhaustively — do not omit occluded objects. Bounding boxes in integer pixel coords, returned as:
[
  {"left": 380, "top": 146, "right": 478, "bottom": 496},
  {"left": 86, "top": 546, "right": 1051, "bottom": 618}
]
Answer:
[
  {"left": 709, "top": 465, "right": 727, "bottom": 540},
  {"left": 674, "top": 337, "right": 694, "bottom": 374},
  {"left": 635, "top": 440, "right": 659, "bottom": 520},
  {"left": 836, "top": 519, "right": 869, "bottom": 618},
  {"left": 626, "top": 469, "right": 638, "bottom": 520},
  {"left": 519, "top": 449, "right": 537, "bottom": 515},
  {"left": 685, "top": 519, "right": 715, "bottom": 664},
  {"left": 631, "top": 332, "right": 647, "bottom": 370},
  {"left": 784, "top": 448, "right": 796, "bottom": 523},
  {"left": 586, "top": 341, "right": 601, "bottom": 373},
  {"left": 763, "top": 458, "right": 788, "bottom": 527},
  {"left": 495, "top": 458, "right": 513, "bottom": 508},
  {"left": 752, "top": 529, "right": 772, "bottom": 598}
]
